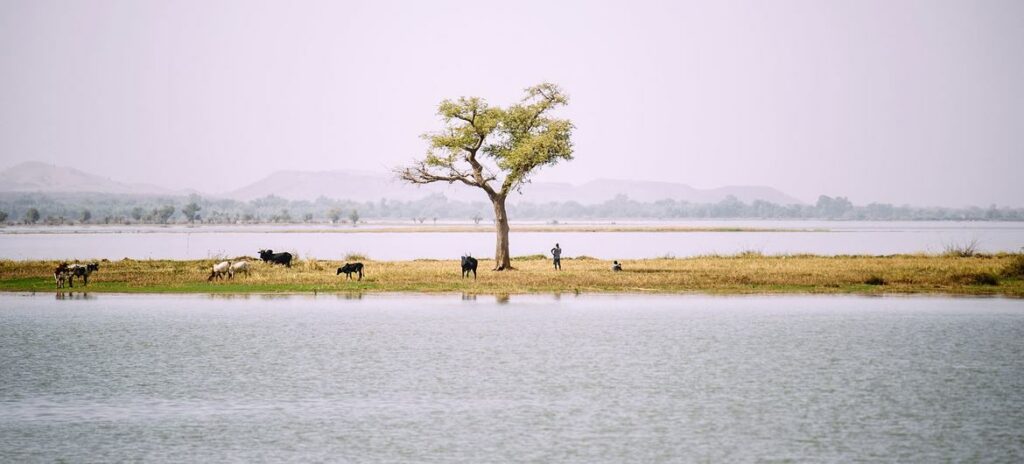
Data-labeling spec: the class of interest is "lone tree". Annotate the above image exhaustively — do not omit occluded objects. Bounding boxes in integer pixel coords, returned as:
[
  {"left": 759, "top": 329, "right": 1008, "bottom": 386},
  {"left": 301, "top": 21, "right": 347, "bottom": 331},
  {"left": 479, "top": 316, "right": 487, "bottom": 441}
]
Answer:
[
  {"left": 155, "top": 205, "right": 176, "bottom": 224},
  {"left": 182, "top": 196, "right": 202, "bottom": 223},
  {"left": 398, "top": 83, "right": 573, "bottom": 270},
  {"left": 24, "top": 208, "right": 40, "bottom": 224},
  {"left": 327, "top": 208, "right": 342, "bottom": 224}
]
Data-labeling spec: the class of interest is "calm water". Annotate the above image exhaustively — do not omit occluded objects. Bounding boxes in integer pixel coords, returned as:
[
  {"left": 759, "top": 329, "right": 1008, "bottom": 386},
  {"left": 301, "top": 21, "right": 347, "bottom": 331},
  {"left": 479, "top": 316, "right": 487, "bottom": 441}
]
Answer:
[
  {"left": 1, "top": 221, "right": 1022, "bottom": 260},
  {"left": 1, "top": 293, "right": 1022, "bottom": 462}
]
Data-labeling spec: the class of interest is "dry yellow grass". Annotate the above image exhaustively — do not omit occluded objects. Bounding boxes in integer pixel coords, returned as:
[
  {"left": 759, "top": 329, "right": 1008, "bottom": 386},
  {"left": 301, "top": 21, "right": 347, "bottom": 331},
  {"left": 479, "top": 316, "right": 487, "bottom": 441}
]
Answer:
[{"left": 2, "top": 254, "right": 1022, "bottom": 296}]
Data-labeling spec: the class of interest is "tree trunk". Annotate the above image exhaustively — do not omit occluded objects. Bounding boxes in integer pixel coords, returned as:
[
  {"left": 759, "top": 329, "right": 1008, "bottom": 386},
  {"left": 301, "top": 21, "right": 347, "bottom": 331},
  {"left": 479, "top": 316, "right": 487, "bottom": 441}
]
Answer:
[{"left": 492, "top": 196, "right": 513, "bottom": 270}]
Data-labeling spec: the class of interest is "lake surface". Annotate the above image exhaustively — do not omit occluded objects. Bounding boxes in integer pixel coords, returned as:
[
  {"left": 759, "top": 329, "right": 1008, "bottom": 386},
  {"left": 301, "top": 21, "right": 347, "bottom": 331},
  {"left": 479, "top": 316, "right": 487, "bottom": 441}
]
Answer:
[
  {"left": 1, "top": 293, "right": 1022, "bottom": 462},
  {"left": 1, "top": 221, "right": 1022, "bottom": 260}
]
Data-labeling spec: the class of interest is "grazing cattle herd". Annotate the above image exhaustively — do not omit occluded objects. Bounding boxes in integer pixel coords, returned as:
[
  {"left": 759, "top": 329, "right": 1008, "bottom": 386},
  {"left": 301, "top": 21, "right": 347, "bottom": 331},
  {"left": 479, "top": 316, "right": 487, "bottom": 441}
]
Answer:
[
  {"left": 53, "top": 262, "right": 99, "bottom": 288},
  {"left": 207, "top": 260, "right": 253, "bottom": 281},
  {"left": 51, "top": 245, "right": 614, "bottom": 288},
  {"left": 51, "top": 250, "right": 369, "bottom": 289},
  {"left": 207, "top": 261, "right": 232, "bottom": 281}
]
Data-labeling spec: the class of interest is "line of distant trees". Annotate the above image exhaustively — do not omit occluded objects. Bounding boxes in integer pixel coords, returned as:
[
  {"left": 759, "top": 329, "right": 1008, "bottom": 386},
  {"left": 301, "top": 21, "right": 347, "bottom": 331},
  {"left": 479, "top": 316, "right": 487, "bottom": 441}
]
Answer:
[{"left": 0, "top": 192, "right": 1022, "bottom": 225}]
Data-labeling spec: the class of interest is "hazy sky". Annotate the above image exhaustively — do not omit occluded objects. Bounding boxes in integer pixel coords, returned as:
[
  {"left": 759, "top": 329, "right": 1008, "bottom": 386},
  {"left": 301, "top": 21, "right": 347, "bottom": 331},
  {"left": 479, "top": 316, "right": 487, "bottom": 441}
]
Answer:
[{"left": 1, "top": 0, "right": 1022, "bottom": 206}]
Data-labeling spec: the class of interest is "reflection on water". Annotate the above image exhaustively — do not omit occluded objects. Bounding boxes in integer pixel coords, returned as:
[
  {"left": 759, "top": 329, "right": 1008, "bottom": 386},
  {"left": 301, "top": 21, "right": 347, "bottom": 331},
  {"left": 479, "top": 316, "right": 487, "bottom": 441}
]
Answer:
[
  {"left": 257, "top": 294, "right": 297, "bottom": 301},
  {"left": 54, "top": 292, "right": 95, "bottom": 300},
  {"left": 2, "top": 294, "right": 1022, "bottom": 462},
  {"left": 206, "top": 293, "right": 252, "bottom": 301}
]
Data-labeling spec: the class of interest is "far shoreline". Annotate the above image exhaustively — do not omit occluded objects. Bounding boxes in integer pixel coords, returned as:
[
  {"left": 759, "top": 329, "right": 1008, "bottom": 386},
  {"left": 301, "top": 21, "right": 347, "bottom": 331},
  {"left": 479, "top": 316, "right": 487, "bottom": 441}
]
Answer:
[{"left": 0, "top": 224, "right": 827, "bottom": 234}]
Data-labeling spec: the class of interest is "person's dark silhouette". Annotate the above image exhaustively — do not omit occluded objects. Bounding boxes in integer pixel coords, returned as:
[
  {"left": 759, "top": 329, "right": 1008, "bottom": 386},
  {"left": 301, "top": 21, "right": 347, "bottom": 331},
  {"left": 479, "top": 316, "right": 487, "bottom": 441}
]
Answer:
[{"left": 551, "top": 243, "right": 562, "bottom": 270}]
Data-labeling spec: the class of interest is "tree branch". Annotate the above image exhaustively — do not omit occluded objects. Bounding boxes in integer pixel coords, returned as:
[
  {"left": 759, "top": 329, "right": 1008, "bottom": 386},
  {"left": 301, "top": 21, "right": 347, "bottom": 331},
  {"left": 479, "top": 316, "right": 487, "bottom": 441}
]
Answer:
[{"left": 397, "top": 163, "right": 480, "bottom": 189}]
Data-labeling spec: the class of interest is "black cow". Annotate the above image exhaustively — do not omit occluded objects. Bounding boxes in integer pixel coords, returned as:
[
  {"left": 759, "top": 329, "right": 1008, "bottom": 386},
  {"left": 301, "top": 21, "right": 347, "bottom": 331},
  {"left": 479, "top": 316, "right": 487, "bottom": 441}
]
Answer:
[
  {"left": 258, "top": 249, "right": 293, "bottom": 267},
  {"left": 54, "top": 262, "right": 71, "bottom": 288},
  {"left": 461, "top": 255, "right": 478, "bottom": 280},
  {"left": 68, "top": 262, "right": 100, "bottom": 286},
  {"left": 336, "top": 262, "right": 364, "bottom": 280}
]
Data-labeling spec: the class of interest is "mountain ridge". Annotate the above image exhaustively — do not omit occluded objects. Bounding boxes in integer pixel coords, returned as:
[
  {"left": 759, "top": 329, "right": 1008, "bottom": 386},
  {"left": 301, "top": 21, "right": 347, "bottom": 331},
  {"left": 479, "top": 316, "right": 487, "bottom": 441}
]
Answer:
[{"left": 0, "top": 162, "right": 806, "bottom": 205}]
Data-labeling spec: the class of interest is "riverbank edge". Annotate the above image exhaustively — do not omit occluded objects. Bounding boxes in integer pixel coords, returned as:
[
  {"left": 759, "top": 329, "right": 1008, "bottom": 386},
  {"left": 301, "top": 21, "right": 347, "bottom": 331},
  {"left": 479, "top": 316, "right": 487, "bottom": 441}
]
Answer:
[
  {"left": 4, "top": 290, "right": 1023, "bottom": 300},
  {"left": 2, "top": 255, "right": 1022, "bottom": 297}
]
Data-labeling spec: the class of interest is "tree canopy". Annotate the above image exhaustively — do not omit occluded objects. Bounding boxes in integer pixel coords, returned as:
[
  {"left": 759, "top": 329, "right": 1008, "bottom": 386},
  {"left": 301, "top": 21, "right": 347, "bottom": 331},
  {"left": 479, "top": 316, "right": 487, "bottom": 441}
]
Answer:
[{"left": 398, "top": 83, "right": 574, "bottom": 200}]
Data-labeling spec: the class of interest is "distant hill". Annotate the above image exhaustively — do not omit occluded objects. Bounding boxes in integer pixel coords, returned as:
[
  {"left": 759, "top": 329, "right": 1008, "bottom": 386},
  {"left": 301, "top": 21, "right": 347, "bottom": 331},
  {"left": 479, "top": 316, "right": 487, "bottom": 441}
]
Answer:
[
  {"left": 0, "top": 162, "right": 804, "bottom": 205},
  {"left": 224, "top": 169, "right": 805, "bottom": 205},
  {"left": 220, "top": 169, "right": 479, "bottom": 202},
  {"left": 519, "top": 179, "right": 803, "bottom": 205},
  {"left": 0, "top": 162, "right": 187, "bottom": 196}
]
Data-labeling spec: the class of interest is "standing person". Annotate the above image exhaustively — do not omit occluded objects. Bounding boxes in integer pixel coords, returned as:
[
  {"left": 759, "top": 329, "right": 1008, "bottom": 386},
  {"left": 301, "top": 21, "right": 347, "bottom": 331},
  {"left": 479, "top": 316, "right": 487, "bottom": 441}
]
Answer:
[{"left": 551, "top": 243, "right": 562, "bottom": 270}]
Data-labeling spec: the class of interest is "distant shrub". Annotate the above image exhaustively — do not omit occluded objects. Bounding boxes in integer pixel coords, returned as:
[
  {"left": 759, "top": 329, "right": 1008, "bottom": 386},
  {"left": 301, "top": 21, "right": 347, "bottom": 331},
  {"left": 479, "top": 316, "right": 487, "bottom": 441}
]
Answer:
[
  {"left": 344, "top": 252, "right": 368, "bottom": 261},
  {"left": 1002, "top": 254, "right": 1024, "bottom": 278},
  {"left": 864, "top": 275, "right": 886, "bottom": 286},
  {"left": 573, "top": 255, "right": 596, "bottom": 260},
  {"left": 735, "top": 250, "right": 764, "bottom": 258},
  {"left": 944, "top": 239, "right": 980, "bottom": 257},
  {"left": 514, "top": 254, "right": 548, "bottom": 261},
  {"left": 954, "top": 272, "right": 1000, "bottom": 286}
]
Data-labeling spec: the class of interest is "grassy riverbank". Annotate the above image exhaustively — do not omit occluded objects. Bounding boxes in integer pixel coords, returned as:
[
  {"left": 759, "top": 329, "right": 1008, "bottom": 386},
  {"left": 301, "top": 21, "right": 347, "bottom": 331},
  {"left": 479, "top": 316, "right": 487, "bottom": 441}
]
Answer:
[{"left": 2, "top": 254, "right": 1023, "bottom": 296}]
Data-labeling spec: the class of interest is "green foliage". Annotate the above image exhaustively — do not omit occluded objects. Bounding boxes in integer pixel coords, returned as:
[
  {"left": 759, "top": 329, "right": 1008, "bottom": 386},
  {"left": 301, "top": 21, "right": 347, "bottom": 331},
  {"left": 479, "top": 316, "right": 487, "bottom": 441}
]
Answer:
[
  {"left": 24, "top": 207, "right": 39, "bottom": 224},
  {"left": 270, "top": 209, "right": 291, "bottom": 223},
  {"left": 2, "top": 191, "right": 1023, "bottom": 225},
  {"left": 400, "top": 83, "right": 574, "bottom": 198},
  {"left": 0, "top": 211, "right": 7, "bottom": 223},
  {"left": 182, "top": 201, "right": 202, "bottom": 223},
  {"left": 155, "top": 205, "right": 176, "bottom": 224},
  {"left": 816, "top": 195, "right": 853, "bottom": 218},
  {"left": 349, "top": 209, "right": 360, "bottom": 226}
]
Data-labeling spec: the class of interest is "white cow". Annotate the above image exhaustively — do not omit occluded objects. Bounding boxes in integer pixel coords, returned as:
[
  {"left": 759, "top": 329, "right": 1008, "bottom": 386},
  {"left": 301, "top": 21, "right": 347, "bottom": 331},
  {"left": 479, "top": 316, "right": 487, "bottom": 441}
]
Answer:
[
  {"left": 229, "top": 261, "right": 251, "bottom": 278},
  {"left": 207, "top": 261, "right": 231, "bottom": 281}
]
